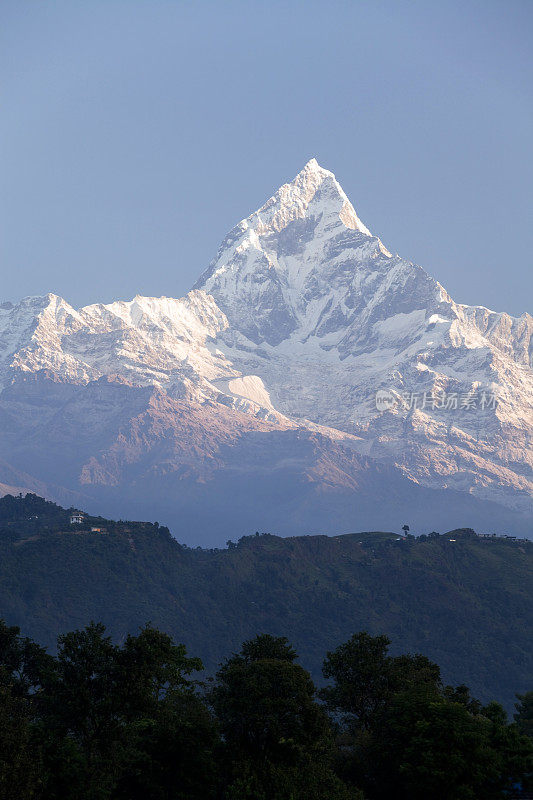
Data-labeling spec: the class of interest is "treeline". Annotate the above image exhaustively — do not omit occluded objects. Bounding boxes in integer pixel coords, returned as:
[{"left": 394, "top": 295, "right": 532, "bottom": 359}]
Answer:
[{"left": 1, "top": 621, "right": 532, "bottom": 800}]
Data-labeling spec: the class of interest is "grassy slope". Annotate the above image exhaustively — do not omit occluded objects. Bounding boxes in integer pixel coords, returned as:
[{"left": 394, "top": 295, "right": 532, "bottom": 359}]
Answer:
[{"left": 0, "top": 495, "right": 531, "bottom": 709}]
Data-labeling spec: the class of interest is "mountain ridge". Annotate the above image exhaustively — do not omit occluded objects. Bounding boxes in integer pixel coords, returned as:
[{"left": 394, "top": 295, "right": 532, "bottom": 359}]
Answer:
[
  {"left": 0, "top": 160, "right": 531, "bottom": 540},
  {"left": 0, "top": 492, "right": 531, "bottom": 711}
]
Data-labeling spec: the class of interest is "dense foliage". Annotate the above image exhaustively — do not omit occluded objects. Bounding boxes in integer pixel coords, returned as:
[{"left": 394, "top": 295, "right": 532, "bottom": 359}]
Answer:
[
  {"left": 0, "top": 620, "right": 532, "bottom": 799},
  {"left": 0, "top": 494, "right": 531, "bottom": 711}
]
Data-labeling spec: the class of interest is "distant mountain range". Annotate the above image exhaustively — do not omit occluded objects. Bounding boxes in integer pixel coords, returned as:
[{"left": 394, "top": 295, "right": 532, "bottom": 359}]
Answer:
[{"left": 0, "top": 160, "right": 531, "bottom": 544}]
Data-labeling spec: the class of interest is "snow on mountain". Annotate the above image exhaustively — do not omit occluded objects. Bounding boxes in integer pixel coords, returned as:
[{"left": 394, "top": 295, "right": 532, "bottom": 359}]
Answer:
[
  {"left": 0, "top": 159, "right": 531, "bottom": 531},
  {"left": 195, "top": 158, "right": 391, "bottom": 346},
  {"left": 193, "top": 160, "right": 532, "bottom": 512},
  {"left": 0, "top": 290, "right": 282, "bottom": 418}
]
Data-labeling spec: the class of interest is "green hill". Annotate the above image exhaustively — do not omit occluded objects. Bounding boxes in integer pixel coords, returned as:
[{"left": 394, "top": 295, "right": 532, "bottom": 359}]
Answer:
[{"left": 0, "top": 493, "right": 531, "bottom": 709}]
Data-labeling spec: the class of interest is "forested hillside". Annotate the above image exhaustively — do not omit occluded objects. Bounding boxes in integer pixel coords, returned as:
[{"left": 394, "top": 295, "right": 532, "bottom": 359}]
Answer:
[{"left": 0, "top": 494, "right": 531, "bottom": 709}]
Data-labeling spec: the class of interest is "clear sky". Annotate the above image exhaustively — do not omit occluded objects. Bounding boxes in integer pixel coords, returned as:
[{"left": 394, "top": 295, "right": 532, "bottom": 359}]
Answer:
[{"left": 1, "top": 0, "right": 532, "bottom": 315}]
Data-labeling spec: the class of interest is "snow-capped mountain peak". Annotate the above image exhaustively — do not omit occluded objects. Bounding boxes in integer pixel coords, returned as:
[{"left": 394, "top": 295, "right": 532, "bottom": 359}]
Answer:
[
  {"left": 194, "top": 160, "right": 391, "bottom": 346},
  {"left": 253, "top": 157, "right": 372, "bottom": 236},
  {"left": 0, "top": 160, "right": 531, "bottom": 530}
]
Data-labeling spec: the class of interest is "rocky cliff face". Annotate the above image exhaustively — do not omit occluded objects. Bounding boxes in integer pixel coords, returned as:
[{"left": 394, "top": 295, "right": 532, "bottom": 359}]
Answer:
[{"left": 0, "top": 160, "right": 531, "bottom": 542}]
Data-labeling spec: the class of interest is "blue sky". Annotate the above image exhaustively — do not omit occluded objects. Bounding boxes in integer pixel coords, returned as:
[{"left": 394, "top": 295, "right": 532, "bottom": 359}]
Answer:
[{"left": 1, "top": 0, "right": 532, "bottom": 314}]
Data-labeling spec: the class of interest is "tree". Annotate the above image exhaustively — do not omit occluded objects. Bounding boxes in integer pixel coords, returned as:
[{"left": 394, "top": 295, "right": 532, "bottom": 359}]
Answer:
[
  {"left": 114, "top": 625, "right": 218, "bottom": 800},
  {"left": 1, "top": 613, "right": 530, "bottom": 800},
  {"left": 39, "top": 622, "right": 219, "bottom": 800},
  {"left": 38, "top": 622, "right": 123, "bottom": 799},
  {"left": 321, "top": 632, "right": 441, "bottom": 732},
  {"left": 114, "top": 690, "right": 219, "bottom": 800},
  {"left": 0, "top": 619, "right": 52, "bottom": 697},
  {"left": 387, "top": 652, "right": 441, "bottom": 695},
  {"left": 442, "top": 683, "right": 482, "bottom": 714},
  {"left": 481, "top": 700, "right": 533, "bottom": 795},
  {"left": 321, "top": 632, "right": 392, "bottom": 731},
  {"left": 515, "top": 691, "right": 533, "bottom": 738},
  {"left": 0, "top": 686, "right": 41, "bottom": 800},
  {"left": 117, "top": 624, "right": 203, "bottom": 717},
  {"left": 210, "top": 634, "right": 355, "bottom": 799},
  {"left": 321, "top": 632, "right": 533, "bottom": 800},
  {"left": 0, "top": 620, "right": 52, "bottom": 799},
  {"left": 365, "top": 687, "right": 497, "bottom": 800}
]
